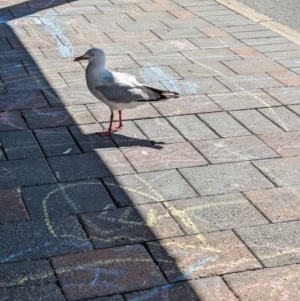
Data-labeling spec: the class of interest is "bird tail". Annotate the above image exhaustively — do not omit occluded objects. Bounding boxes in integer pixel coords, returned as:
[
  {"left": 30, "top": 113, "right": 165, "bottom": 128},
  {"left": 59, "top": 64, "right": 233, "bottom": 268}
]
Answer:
[{"left": 143, "top": 85, "right": 180, "bottom": 99}]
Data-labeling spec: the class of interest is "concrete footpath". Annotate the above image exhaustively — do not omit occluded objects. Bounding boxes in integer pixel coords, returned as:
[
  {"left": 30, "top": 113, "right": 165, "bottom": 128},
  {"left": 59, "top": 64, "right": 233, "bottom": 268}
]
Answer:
[{"left": 0, "top": 0, "right": 300, "bottom": 300}]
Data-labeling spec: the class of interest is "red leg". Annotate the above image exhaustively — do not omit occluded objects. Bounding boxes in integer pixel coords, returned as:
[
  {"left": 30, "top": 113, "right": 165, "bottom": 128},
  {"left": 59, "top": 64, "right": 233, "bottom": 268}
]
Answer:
[{"left": 99, "top": 110, "right": 123, "bottom": 136}]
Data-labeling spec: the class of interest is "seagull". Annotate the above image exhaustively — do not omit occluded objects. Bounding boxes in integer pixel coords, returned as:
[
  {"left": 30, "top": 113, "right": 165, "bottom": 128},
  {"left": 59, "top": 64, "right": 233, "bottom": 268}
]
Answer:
[{"left": 74, "top": 48, "right": 179, "bottom": 136}]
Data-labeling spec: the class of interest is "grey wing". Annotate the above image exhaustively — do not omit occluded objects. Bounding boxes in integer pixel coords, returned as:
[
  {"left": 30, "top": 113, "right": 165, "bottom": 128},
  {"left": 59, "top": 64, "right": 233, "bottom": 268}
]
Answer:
[{"left": 95, "top": 72, "right": 160, "bottom": 104}]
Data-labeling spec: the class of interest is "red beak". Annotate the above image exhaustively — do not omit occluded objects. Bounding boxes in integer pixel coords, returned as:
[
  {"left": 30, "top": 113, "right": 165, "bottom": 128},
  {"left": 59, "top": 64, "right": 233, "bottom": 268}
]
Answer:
[{"left": 74, "top": 55, "right": 87, "bottom": 62}]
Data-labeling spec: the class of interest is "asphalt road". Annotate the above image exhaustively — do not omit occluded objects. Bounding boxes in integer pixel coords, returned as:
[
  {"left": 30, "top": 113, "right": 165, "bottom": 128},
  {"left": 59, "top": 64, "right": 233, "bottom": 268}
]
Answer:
[{"left": 237, "top": 0, "right": 300, "bottom": 33}]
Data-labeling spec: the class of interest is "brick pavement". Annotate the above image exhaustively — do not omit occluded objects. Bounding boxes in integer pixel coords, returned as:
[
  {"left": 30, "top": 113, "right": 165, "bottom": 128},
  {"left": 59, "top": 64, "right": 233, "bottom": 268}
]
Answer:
[{"left": 1, "top": 0, "right": 300, "bottom": 300}]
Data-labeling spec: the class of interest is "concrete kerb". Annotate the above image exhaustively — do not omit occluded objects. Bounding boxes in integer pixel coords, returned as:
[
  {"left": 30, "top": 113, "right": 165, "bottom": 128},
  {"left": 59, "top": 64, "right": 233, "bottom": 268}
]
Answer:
[{"left": 216, "top": 0, "right": 300, "bottom": 46}]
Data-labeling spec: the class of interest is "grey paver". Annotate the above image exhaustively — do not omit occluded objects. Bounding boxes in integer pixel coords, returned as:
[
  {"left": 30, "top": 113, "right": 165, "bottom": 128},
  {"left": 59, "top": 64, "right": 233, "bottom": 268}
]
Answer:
[
  {"left": 209, "top": 90, "right": 280, "bottom": 110},
  {"left": 152, "top": 94, "right": 221, "bottom": 116},
  {"left": 167, "top": 115, "right": 218, "bottom": 141},
  {"left": 0, "top": 284, "right": 66, "bottom": 301},
  {"left": 103, "top": 169, "right": 198, "bottom": 206},
  {"left": 264, "top": 49, "right": 300, "bottom": 60},
  {"left": 0, "top": 111, "right": 27, "bottom": 132},
  {"left": 253, "top": 42, "right": 300, "bottom": 53},
  {"left": 230, "top": 30, "right": 279, "bottom": 39},
  {"left": 48, "top": 150, "right": 134, "bottom": 182},
  {"left": 122, "top": 142, "right": 207, "bottom": 172},
  {"left": 147, "top": 231, "right": 261, "bottom": 281},
  {"left": 0, "top": 188, "right": 29, "bottom": 224},
  {"left": 172, "top": 61, "right": 235, "bottom": 78},
  {"left": 265, "top": 86, "right": 300, "bottom": 105},
  {"left": 22, "top": 181, "right": 115, "bottom": 220},
  {"left": 229, "top": 45, "right": 266, "bottom": 58},
  {"left": 0, "top": 215, "right": 92, "bottom": 263},
  {"left": 223, "top": 58, "right": 285, "bottom": 74},
  {"left": 160, "top": 18, "right": 212, "bottom": 29},
  {"left": 199, "top": 112, "right": 251, "bottom": 137},
  {"left": 68, "top": 124, "right": 115, "bottom": 152},
  {"left": 142, "top": 39, "right": 199, "bottom": 53},
  {"left": 134, "top": 118, "right": 185, "bottom": 144},
  {"left": 230, "top": 109, "right": 283, "bottom": 135},
  {"left": 80, "top": 204, "right": 183, "bottom": 248},
  {"left": 239, "top": 36, "right": 289, "bottom": 46},
  {"left": 182, "top": 48, "right": 240, "bottom": 62},
  {"left": 152, "top": 28, "right": 205, "bottom": 40},
  {"left": 0, "top": 130, "right": 44, "bottom": 160},
  {"left": 259, "top": 106, "right": 300, "bottom": 131},
  {"left": 179, "top": 162, "right": 274, "bottom": 196},
  {"left": 190, "top": 36, "right": 244, "bottom": 49},
  {"left": 245, "top": 185, "right": 300, "bottom": 223},
  {"left": 164, "top": 193, "right": 268, "bottom": 234},
  {"left": 51, "top": 245, "right": 167, "bottom": 300},
  {"left": 34, "top": 127, "right": 81, "bottom": 157},
  {"left": 216, "top": 73, "right": 284, "bottom": 91},
  {"left": 193, "top": 135, "right": 279, "bottom": 163},
  {"left": 126, "top": 277, "right": 238, "bottom": 301},
  {"left": 253, "top": 156, "right": 300, "bottom": 186},
  {"left": 0, "top": 158, "right": 56, "bottom": 189},
  {"left": 0, "top": 260, "right": 55, "bottom": 288},
  {"left": 288, "top": 104, "right": 300, "bottom": 116},
  {"left": 235, "top": 221, "right": 300, "bottom": 267},
  {"left": 224, "top": 265, "right": 300, "bottom": 301}
]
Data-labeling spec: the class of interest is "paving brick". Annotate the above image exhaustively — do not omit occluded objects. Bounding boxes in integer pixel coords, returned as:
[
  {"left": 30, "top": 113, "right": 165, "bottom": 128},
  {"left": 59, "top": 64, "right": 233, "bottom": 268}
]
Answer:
[
  {"left": 221, "top": 24, "right": 268, "bottom": 33},
  {"left": 0, "top": 284, "right": 66, "bottom": 301},
  {"left": 8, "top": 35, "right": 64, "bottom": 49},
  {"left": 170, "top": 9, "right": 198, "bottom": 19},
  {"left": 22, "top": 106, "right": 96, "bottom": 129},
  {"left": 122, "top": 142, "right": 207, "bottom": 172},
  {"left": 0, "top": 61, "right": 28, "bottom": 77},
  {"left": 223, "top": 58, "right": 285, "bottom": 74},
  {"left": 126, "top": 277, "right": 238, "bottom": 301},
  {"left": 49, "top": 149, "right": 134, "bottom": 182},
  {"left": 253, "top": 157, "right": 300, "bottom": 186},
  {"left": 0, "top": 215, "right": 92, "bottom": 263},
  {"left": 116, "top": 66, "right": 181, "bottom": 83},
  {"left": 51, "top": 245, "right": 167, "bottom": 300},
  {"left": 165, "top": 192, "right": 268, "bottom": 234},
  {"left": 230, "top": 110, "right": 283, "bottom": 135},
  {"left": 180, "top": 44, "right": 231, "bottom": 58},
  {"left": 172, "top": 61, "right": 235, "bottom": 78},
  {"left": 223, "top": 264, "right": 300, "bottom": 301},
  {"left": 0, "top": 130, "right": 44, "bottom": 160},
  {"left": 216, "top": 73, "right": 284, "bottom": 91},
  {"left": 22, "top": 181, "right": 115, "bottom": 220},
  {"left": 259, "top": 106, "right": 300, "bottom": 131},
  {"left": 87, "top": 102, "right": 161, "bottom": 122},
  {"left": 68, "top": 124, "right": 115, "bottom": 152},
  {"left": 142, "top": 38, "right": 199, "bottom": 53},
  {"left": 229, "top": 46, "right": 265, "bottom": 59},
  {"left": 199, "top": 26, "right": 229, "bottom": 37},
  {"left": 0, "top": 111, "right": 27, "bottom": 132},
  {"left": 199, "top": 112, "right": 251, "bottom": 137},
  {"left": 264, "top": 49, "right": 300, "bottom": 60},
  {"left": 0, "top": 91, "right": 49, "bottom": 111},
  {"left": 0, "top": 188, "right": 29, "bottom": 224},
  {"left": 134, "top": 118, "right": 185, "bottom": 144},
  {"left": 117, "top": 19, "right": 169, "bottom": 32},
  {"left": 147, "top": 231, "right": 261, "bottom": 281},
  {"left": 268, "top": 69, "right": 300, "bottom": 86},
  {"left": 34, "top": 127, "right": 81, "bottom": 157},
  {"left": 0, "top": 158, "right": 56, "bottom": 189},
  {"left": 54, "top": 5, "right": 100, "bottom": 15},
  {"left": 153, "top": 95, "right": 221, "bottom": 116},
  {"left": 107, "top": 30, "right": 159, "bottom": 43},
  {"left": 288, "top": 104, "right": 300, "bottom": 116},
  {"left": 0, "top": 149, "right": 4, "bottom": 161},
  {"left": 0, "top": 260, "right": 55, "bottom": 288},
  {"left": 58, "top": 33, "right": 112, "bottom": 46},
  {"left": 103, "top": 169, "right": 197, "bottom": 206},
  {"left": 167, "top": 115, "right": 218, "bottom": 141},
  {"left": 179, "top": 162, "right": 274, "bottom": 196},
  {"left": 86, "top": 295, "right": 123, "bottom": 301},
  {"left": 161, "top": 78, "right": 229, "bottom": 95},
  {"left": 126, "top": 11, "right": 177, "bottom": 22},
  {"left": 259, "top": 131, "right": 300, "bottom": 157},
  {"left": 265, "top": 86, "right": 300, "bottom": 105},
  {"left": 138, "top": 1, "right": 184, "bottom": 12},
  {"left": 253, "top": 42, "right": 300, "bottom": 53},
  {"left": 202, "top": 15, "right": 255, "bottom": 27},
  {"left": 131, "top": 52, "right": 191, "bottom": 67},
  {"left": 209, "top": 90, "right": 280, "bottom": 110},
  {"left": 80, "top": 203, "right": 183, "bottom": 248},
  {"left": 44, "top": 87, "right": 99, "bottom": 107},
  {"left": 231, "top": 30, "right": 279, "bottom": 40},
  {"left": 235, "top": 221, "right": 300, "bottom": 267},
  {"left": 236, "top": 36, "right": 289, "bottom": 47},
  {"left": 161, "top": 17, "right": 212, "bottom": 29},
  {"left": 245, "top": 185, "right": 300, "bottom": 223},
  {"left": 152, "top": 28, "right": 205, "bottom": 40},
  {"left": 190, "top": 36, "right": 244, "bottom": 49},
  {"left": 106, "top": 121, "right": 151, "bottom": 147},
  {"left": 193, "top": 135, "right": 279, "bottom": 164}
]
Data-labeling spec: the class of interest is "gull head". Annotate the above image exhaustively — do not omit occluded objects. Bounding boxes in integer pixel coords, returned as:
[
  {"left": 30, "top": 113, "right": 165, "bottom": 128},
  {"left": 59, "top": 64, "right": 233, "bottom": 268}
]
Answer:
[{"left": 74, "top": 48, "right": 106, "bottom": 65}]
